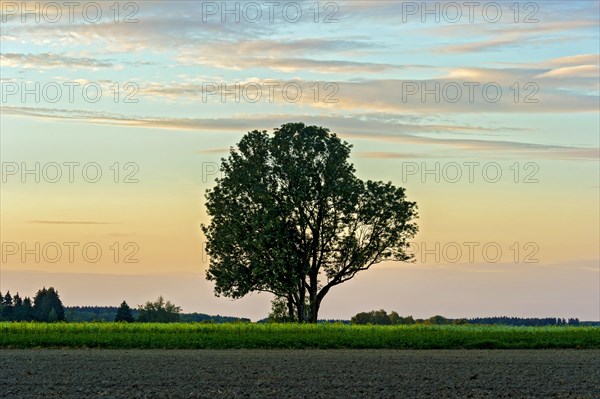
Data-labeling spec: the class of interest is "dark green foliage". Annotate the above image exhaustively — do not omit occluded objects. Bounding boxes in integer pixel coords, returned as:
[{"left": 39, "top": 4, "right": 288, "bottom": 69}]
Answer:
[
  {"left": 426, "top": 315, "right": 452, "bottom": 325},
  {"left": 178, "top": 313, "right": 250, "bottom": 323},
  {"left": 203, "top": 123, "right": 419, "bottom": 322},
  {"left": 453, "top": 318, "right": 469, "bottom": 325},
  {"left": 33, "top": 287, "right": 65, "bottom": 322},
  {"left": 48, "top": 309, "right": 58, "bottom": 322},
  {"left": 388, "top": 311, "right": 415, "bottom": 325},
  {"left": 0, "top": 290, "right": 45, "bottom": 322},
  {"left": 351, "top": 311, "right": 585, "bottom": 326},
  {"left": 0, "top": 291, "right": 34, "bottom": 321},
  {"left": 352, "top": 310, "right": 415, "bottom": 325},
  {"left": 352, "top": 309, "right": 391, "bottom": 325},
  {"left": 13, "top": 297, "right": 34, "bottom": 321},
  {"left": 2, "top": 291, "right": 13, "bottom": 306},
  {"left": 65, "top": 306, "right": 135, "bottom": 322},
  {"left": 2, "top": 291, "right": 14, "bottom": 320},
  {"left": 137, "top": 296, "right": 181, "bottom": 323},
  {"left": 64, "top": 306, "right": 247, "bottom": 323},
  {"left": 115, "top": 301, "right": 135, "bottom": 323},
  {"left": 23, "top": 297, "right": 34, "bottom": 320},
  {"left": 468, "top": 317, "right": 582, "bottom": 326},
  {"left": 268, "top": 297, "right": 296, "bottom": 323}
]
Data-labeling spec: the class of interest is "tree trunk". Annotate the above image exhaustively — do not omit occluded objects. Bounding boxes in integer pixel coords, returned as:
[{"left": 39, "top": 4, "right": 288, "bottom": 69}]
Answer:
[
  {"left": 296, "top": 301, "right": 304, "bottom": 323},
  {"left": 286, "top": 295, "right": 295, "bottom": 322},
  {"left": 297, "top": 280, "right": 306, "bottom": 323},
  {"left": 308, "top": 273, "right": 318, "bottom": 323},
  {"left": 308, "top": 298, "right": 320, "bottom": 323}
]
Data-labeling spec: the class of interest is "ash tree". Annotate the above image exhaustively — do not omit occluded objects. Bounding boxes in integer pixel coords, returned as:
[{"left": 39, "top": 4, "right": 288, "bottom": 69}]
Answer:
[{"left": 202, "top": 123, "right": 418, "bottom": 323}]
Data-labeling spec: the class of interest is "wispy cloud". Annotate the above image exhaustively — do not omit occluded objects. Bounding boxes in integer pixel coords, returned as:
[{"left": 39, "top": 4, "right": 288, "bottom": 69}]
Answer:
[
  {"left": 183, "top": 57, "right": 408, "bottom": 74},
  {"left": 357, "top": 152, "right": 454, "bottom": 160},
  {"left": 536, "top": 65, "right": 599, "bottom": 79},
  {"left": 438, "top": 21, "right": 597, "bottom": 54},
  {"left": 135, "top": 70, "right": 598, "bottom": 113},
  {"left": 4, "top": 106, "right": 598, "bottom": 161},
  {"left": 1, "top": 53, "right": 115, "bottom": 70},
  {"left": 28, "top": 220, "right": 118, "bottom": 225},
  {"left": 194, "top": 148, "right": 232, "bottom": 154}
]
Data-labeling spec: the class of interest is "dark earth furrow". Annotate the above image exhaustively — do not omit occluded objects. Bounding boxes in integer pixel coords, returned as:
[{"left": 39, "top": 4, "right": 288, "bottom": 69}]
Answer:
[{"left": 1, "top": 349, "right": 598, "bottom": 398}]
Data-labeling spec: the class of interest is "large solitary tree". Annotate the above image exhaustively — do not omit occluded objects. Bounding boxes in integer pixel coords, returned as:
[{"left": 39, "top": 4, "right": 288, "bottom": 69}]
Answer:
[{"left": 202, "top": 123, "right": 418, "bottom": 323}]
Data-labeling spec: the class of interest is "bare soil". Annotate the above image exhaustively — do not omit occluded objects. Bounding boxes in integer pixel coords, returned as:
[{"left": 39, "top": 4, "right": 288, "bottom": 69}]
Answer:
[{"left": 1, "top": 349, "right": 598, "bottom": 398}]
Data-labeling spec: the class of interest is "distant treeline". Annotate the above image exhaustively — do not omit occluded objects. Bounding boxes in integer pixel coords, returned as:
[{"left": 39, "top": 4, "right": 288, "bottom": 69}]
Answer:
[
  {"left": 350, "top": 310, "right": 591, "bottom": 326},
  {"left": 468, "top": 316, "right": 583, "bottom": 326},
  {"left": 66, "top": 306, "right": 250, "bottom": 323},
  {"left": 65, "top": 306, "right": 135, "bottom": 322},
  {"left": 1, "top": 288, "right": 249, "bottom": 323},
  {"left": 3, "top": 288, "right": 596, "bottom": 326}
]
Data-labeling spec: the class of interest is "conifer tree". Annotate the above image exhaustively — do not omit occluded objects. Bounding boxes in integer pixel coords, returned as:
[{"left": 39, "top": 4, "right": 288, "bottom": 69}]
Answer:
[
  {"left": 115, "top": 301, "right": 135, "bottom": 323},
  {"left": 33, "top": 287, "right": 65, "bottom": 322},
  {"left": 2, "top": 291, "right": 13, "bottom": 320}
]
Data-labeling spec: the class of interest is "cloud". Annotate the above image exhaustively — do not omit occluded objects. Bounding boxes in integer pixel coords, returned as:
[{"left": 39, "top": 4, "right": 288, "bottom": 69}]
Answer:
[
  {"left": 433, "top": 20, "right": 598, "bottom": 54},
  {"left": 181, "top": 56, "right": 408, "bottom": 74},
  {"left": 28, "top": 220, "right": 118, "bottom": 225},
  {"left": 335, "top": 78, "right": 597, "bottom": 113},
  {"left": 194, "top": 148, "right": 232, "bottom": 154},
  {"left": 3, "top": 1, "right": 597, "bottom": 67},
  {"left": 358, "top": 152, "right": 451, "bottom": 159},
  {"left": 135, "top": 71, "right": 598, "bottom": 113},
  {"left": 544, "top": 54, "right": 599, "bottom": 67},
  {"left": 0, "top": 105, "right": 497, "bottom": 135},
  {"left": 3, "top": 106, "right": 598, "bottom": 161},
  {"left": 180, "top": 38, "right": 375, "bottom": 58},
  {"left": 0, "top": 53, "right": 115, "bottom": 70},
  {"left": 440, "top": 35, "right": 524, "bottom": 54},
  {"left": 536, "top": 65, "right": 599, "bottom": 79},
  {"left": 499, "top": 54, "right": 599, "bottom": 80},
  {"left": 174, "top": 38, "right": 415, "bottom": 74},
  {"left": 358, "top": 146, "right": 599, "bottom": 162},
  {"left": 0, "top": 3, "right": 310, "bottom": 53}
]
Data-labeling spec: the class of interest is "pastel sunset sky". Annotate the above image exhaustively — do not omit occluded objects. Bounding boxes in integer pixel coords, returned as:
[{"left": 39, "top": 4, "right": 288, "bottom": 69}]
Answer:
[{"left": 1, "top": 1, "right": 598, "bottom": 320}]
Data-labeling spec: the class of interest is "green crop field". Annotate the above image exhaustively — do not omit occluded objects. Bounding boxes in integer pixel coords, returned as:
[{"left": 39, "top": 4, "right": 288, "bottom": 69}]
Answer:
[{"left": 1, "top": 322, "right": 599, "bottom": 349}]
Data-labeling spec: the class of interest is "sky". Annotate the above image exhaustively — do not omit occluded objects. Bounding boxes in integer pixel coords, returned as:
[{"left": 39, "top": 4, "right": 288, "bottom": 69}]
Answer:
[{"left": 0, "top": 0, "right": 598, "bottom": 321}]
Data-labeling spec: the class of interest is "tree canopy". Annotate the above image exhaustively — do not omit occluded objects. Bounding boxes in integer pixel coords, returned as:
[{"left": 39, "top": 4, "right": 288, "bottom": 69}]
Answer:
[
  {"left": 203, "top": 123, "right": 418, "bottom": 322},
  {"left": 137, "top": 296, "right": 181, "bottom": 323},
  {"left": 32, "top": 287, "right": 65, "bottom": 322}
]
